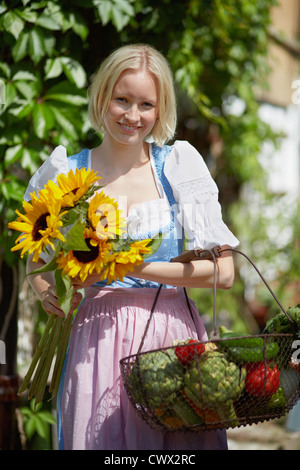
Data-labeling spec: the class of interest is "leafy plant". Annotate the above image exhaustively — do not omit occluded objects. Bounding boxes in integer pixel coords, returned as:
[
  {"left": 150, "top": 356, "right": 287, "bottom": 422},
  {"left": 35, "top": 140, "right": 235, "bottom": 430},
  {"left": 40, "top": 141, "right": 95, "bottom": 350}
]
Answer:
[{"left": 18, "top": 398, "right": 56, "bottom": 449}]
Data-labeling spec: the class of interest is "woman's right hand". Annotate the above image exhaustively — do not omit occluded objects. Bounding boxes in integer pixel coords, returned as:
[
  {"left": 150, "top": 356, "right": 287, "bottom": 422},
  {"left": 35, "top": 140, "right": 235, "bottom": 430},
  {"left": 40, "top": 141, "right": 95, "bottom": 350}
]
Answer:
[{"left": 41, "top": 285, "right": 83, "bottom": 318}]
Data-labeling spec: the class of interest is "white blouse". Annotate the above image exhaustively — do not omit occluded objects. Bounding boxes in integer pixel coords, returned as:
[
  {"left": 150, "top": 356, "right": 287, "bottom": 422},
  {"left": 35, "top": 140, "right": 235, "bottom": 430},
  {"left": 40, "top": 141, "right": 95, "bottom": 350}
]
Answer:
[{"left": 23, "top": 140, "right": 239, "bottom": 251}]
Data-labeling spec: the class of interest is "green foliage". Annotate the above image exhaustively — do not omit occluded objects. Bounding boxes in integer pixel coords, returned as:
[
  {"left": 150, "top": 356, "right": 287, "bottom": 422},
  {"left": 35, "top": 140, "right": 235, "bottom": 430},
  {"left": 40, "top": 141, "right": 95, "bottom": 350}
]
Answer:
[{"left": 19, "top": 398, "right": 56, "bottom": 449}]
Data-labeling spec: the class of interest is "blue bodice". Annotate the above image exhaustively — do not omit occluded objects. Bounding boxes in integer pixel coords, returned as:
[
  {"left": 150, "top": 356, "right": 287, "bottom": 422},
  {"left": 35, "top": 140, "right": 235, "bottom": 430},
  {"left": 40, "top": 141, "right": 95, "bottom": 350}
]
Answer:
[{"left": 68, "top": 145, "right": 185, "bottom": 288}]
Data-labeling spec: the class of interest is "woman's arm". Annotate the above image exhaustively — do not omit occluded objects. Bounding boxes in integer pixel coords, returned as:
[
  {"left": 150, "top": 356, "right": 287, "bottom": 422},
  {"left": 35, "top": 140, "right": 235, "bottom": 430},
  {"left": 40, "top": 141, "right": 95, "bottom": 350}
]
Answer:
[
  {"left": 132, "top": 245, "right": 234, "bottom": 289},
  {"left": 71, "top": 245, "right": 235, "bottom": 290},
  {"left": 26, "top": 255, "right": 82, "bottom": 318}
]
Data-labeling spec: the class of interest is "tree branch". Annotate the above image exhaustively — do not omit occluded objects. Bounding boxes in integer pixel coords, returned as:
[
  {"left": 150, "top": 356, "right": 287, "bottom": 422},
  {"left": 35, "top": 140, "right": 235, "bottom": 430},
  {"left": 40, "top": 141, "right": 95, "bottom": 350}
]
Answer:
[{"left": 268, "top": 25, "right": 300, "bottom": 58}]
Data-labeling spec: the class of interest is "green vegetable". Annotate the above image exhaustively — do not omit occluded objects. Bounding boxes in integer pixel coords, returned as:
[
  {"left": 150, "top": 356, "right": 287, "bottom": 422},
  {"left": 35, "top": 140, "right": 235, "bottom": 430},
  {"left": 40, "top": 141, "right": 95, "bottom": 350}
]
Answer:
[
  {"left": 155, "top": 396, "right": 205, "bottom": 429},
  {"left": 219, "top": 326, "right": 279, "bottom": 363},
  {"left": 129, "top": 349, "right": 208, "bottom": 428},
  {"left": 128, "top": 349, "right": 184, "bottom": 409},
  {"left": 263, "top": 305, "right": 300, "bottom": 335},
  {"left": 226, "top": 342, "right": 279, "bottom": 363},
  {"left": 184, "top": 350, "right": 246, "bottom": 427},
  {"left": 266, "top": 387, "right": 286, "bottom": 411},
  {"left": 219, "top": 326, "right": 263, "bottom": 348},
  {"left": 166, "top": 396, "right": 205, "bottom": 426}
]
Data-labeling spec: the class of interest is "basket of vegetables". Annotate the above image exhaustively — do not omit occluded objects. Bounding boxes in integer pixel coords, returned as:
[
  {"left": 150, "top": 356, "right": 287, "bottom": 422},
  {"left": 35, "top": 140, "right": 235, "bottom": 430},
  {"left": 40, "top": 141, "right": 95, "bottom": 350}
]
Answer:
[{"left": 119, "top": 248, "right": 300, "bottom": 432}]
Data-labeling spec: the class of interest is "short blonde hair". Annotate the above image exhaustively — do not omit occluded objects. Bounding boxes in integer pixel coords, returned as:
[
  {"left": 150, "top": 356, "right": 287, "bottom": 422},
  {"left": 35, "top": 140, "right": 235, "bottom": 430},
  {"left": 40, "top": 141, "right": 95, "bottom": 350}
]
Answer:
[{"left": 88, "top": 44, "right": 177, "bottom": 147}]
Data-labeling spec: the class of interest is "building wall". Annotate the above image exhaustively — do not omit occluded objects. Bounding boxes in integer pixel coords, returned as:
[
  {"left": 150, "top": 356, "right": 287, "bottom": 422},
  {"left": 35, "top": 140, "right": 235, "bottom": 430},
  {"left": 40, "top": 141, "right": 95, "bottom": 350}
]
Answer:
[{"left": 257, "top": 0, "right": 300, "bottom": 107}]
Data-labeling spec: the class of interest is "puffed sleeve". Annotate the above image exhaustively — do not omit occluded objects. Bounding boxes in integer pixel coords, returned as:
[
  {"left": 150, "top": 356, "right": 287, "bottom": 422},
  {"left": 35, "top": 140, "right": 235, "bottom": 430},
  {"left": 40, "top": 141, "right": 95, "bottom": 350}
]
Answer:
[
  {"left": 23, "top": 145, "right": 68, "bottom": 201},
  {"left": 23, "top": 145, "right": 68, "bottom": 263},
  {"left": 164, "top": 140, "right": 239, "bottom": 250}
]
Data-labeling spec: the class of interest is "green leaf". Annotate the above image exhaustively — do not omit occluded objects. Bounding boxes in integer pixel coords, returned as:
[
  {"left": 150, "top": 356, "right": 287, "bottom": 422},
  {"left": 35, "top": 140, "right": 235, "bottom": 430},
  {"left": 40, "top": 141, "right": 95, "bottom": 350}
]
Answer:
[
  {"left": 44, "top": 57, "right": 63, "bottom": 80},
  {"left": 43, "top": 31, "right": 56, "bottom": 56},
  {"left": 4, "top": 144, "right": 23, "bottom": 166},
  {"left": 32, "top": 102, "right": 55, "bottom": 138},
  {"left": 24, "top": 417, "right": 36, "bottom": 440},
  {"left": 3, "top": 82, "right": 17, "bottom": 108},
  {"left": 12, "top": 70, "right": 38, "bottom": 81},
  {"left": 45, "top": 92, "right": 87, "bottom": 106},
  {"left": 44, "top": 82, "right": 87, "bottom": 106},
  {"left": 34, "top": 415, "right": 48, "bottom": 439},
  {"left": 15, "top": 7, "right": 38, "bottom": 24},
  {"left": 35, "top": 14, "right": 60, "bottom": 30},
  {"left": 37, "top": 410, "right": 56, "bottom": 425},
  {"left": 28, "top": 28, "right": 45, "bottom": 64},
  {"left": 12, "top": 30, "right": 29, "bottom": 62},
  {"left": 111, "top": 5, "right": 130, "bottom": 31},
  {"left": 54, "top": 269, "right": 74, "bottom": 315},
  {"left": 0, "top": 61, "right": 10, "bottom": 79},
  {"left": 142, "top": 233, "right": 165, "bottom": 259},
  {"left": 14, "top": 80, "right": 40, "bottom": 100},
  {"left": 63, "top": 220, "right": 90, "bottom": 252},
  {"left": 0, "top": 4, "right": 8, "bottom": 15},
  {"left": 54, "top": 269, "right": 67, "bottom": 299},
  {"left": 48, "top": 105, "right": 79, "bottom": 139},
  {"left": 97, "top": 0, "right": 112, "bottom": 25},
  {"left": 27, "top": 244, "right": 61, "bottom": 275},
  {"left": 60, "top": 57, "right": 87, "bottom": 89},
  {"left": 3, "top": 10, "right": 25, "bottom": 39},
  {"left": 115, "top": 0, "right": 135, "bottom": 17},
  {"left": 69, "top": 11, "right": 89, "bottom": 40}
]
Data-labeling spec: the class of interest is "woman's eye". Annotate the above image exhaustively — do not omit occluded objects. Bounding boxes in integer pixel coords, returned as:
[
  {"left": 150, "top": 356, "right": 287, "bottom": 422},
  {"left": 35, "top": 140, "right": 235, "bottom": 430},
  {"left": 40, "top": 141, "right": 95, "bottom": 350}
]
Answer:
[
  {"left": 116, "top": 97, "right": 126, "bottom": 103},
  {"left": 143, "top": 102, "right": 153, "bottom": 108}
]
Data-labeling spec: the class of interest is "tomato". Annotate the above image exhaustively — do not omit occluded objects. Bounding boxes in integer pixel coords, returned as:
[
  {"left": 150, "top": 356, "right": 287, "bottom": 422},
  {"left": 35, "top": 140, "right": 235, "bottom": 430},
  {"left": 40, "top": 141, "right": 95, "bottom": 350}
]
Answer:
[
  {"left": 245, "top": 362, "right": 280, "bottom": 397},
  {"left": 175, "top": 339, "right": 205, "bottom": 366}
]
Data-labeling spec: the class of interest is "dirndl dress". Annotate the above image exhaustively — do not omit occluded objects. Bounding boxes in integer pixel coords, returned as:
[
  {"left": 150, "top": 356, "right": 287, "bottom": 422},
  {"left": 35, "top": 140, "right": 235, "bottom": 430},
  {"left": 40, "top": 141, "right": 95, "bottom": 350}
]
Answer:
[{"left": 24, "top": 142, "right": 239, "bottom": 450}]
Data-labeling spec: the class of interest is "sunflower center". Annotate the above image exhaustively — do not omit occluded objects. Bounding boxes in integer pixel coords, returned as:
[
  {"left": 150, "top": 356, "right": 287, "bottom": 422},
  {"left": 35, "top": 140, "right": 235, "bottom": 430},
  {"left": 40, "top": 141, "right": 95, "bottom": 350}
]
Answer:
[
  {"left": 73, "top": 238, "right": 99, "bottom": 263},
  {"left": 32, "top": 212, "right": 50, "bottom": 241}
]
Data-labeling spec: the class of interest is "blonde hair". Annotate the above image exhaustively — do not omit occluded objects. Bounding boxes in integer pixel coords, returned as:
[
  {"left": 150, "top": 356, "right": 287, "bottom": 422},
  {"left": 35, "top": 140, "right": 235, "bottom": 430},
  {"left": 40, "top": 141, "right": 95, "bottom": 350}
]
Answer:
[{"left": 88, "top": 44, "right": 177, "bottom": 147}]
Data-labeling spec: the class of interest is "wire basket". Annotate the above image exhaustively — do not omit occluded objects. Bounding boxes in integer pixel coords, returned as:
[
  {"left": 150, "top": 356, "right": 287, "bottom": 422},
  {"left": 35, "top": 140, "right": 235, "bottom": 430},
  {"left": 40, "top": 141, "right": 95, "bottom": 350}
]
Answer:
[{"left": 120, "top": 248, "right": 300, "bottom": 433}]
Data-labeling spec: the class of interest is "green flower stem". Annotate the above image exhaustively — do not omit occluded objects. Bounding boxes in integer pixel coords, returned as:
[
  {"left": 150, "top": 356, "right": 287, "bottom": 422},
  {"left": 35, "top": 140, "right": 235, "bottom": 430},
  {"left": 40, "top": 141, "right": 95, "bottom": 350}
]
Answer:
[
  {"left": 18, "top": 313, "right": 55, "bottom": 395},
  {"left": 27, "top": 330, "right": 53, "bottom": 400},
  {"left": 30, "top": 315, "right": 64, "bottom": 405},
  {"left": 49, "top": 312, "right": 73, "bottom": 396}
]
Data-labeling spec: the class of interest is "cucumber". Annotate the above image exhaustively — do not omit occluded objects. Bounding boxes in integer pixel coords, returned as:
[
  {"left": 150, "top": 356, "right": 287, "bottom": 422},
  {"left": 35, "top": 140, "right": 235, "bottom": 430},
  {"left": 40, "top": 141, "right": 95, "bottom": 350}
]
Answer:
[
  {"left": 226, "top": 341, "right": 280, "bottom": 363},
  {"left": 219, "top": 326, "right": 263, "bottom": 349},
  {"left": 218, "top": 326, "right": 280, "bottom": 363}
]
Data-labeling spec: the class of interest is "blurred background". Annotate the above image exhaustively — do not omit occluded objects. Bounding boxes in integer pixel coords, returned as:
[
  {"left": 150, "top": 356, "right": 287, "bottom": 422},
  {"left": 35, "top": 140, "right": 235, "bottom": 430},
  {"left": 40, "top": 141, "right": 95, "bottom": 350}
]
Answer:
[{"left": 1, "top": 0, "right": 300, "bottom": 450}]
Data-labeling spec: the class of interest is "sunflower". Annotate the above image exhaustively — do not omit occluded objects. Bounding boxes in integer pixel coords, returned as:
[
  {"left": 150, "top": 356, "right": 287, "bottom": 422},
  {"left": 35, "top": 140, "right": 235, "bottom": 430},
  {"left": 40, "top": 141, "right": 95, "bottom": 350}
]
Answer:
[
  {"left": 88, "top": 191, "right": 126, "bottom": 240},
  {"left": 56, "top": 227, "right": 111, "bottom": 282},
  {"left": 100, "top": 239, "right": 152, "bottom": 284},
  {"left": 46, "top": 167, "right": 100, "bottom": 208},
  {"left": 8, "top": 188, "right": 66, "bottom": 262}
]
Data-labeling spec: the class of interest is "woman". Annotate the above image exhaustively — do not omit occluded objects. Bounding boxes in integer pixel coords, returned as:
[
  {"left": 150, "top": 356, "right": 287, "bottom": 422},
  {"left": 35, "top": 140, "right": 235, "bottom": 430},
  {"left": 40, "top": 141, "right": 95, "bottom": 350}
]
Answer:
[{"left": 25, "top": 44, "right": 239, "bottom": 450}]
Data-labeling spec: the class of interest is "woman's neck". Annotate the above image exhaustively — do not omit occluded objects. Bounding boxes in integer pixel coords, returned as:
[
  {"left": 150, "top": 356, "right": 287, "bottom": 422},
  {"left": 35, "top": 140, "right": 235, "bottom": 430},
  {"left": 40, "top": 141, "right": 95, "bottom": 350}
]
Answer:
[{"left": 96, "top": 136, "right": 150, "bottom": 174}]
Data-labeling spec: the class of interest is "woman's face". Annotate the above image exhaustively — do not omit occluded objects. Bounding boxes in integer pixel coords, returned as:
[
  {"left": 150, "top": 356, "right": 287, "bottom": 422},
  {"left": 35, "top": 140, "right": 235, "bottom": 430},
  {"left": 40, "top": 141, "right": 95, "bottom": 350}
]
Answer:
[{"left": 103, "top": 69, "right": 159, "bottom": 147}]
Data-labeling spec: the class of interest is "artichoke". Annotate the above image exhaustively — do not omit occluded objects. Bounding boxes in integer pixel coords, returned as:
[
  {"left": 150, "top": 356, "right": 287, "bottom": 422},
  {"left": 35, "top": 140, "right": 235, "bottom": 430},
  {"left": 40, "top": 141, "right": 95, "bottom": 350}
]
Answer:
[
  {"left": 128, "top": 348, "right": 205, "bottom": 427},
  {"left": 184, "top": 350, "right": 246, "bottom": 427},
  {"left": 128, "top": 348, "right": 184, "bottom": 409}
]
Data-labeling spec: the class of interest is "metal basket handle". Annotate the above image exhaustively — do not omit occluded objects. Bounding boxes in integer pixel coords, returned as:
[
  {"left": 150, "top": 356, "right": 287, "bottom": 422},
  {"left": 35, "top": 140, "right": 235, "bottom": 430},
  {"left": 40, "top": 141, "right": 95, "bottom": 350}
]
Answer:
[{"left": 137, "top": 246, "right": 296, "bottom": 354}]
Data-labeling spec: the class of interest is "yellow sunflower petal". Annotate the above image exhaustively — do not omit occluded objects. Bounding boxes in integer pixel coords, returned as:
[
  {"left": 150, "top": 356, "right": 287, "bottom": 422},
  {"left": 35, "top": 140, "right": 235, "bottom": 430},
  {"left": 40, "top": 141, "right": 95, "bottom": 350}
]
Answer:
[{"left": 9, "top": 185, "right": 65, "bottom": 261}]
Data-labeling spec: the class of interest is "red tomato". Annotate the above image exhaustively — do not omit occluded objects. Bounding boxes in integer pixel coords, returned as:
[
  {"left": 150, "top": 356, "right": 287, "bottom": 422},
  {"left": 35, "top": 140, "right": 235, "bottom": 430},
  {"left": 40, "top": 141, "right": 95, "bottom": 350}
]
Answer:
[
  {"left": 175, "top": 340, "right": 205, "bottom": 366},
  {"left": 245, "top": 362, "right": 280, "bottom": 397}
]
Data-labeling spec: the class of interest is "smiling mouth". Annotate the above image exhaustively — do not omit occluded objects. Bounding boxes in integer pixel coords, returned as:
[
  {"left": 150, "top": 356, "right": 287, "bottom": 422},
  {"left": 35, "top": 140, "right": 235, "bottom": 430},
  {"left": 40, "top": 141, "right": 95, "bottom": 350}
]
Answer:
[{"left": 118, "top": 123, "right": 140, "bottom": 132}]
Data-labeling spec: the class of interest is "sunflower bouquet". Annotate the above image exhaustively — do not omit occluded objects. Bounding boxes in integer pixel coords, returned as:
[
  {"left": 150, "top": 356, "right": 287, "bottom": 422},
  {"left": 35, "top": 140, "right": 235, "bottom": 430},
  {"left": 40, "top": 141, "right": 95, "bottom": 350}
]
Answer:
[{"left": 8, "top": 167, "right": 159, "bottom": 404}]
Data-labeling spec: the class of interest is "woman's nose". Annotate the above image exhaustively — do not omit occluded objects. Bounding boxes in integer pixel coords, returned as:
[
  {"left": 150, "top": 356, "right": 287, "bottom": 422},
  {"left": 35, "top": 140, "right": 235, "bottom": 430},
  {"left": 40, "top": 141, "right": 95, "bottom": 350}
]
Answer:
[{"left": 125, "top": 105, "right": 139, "bottom": 121}]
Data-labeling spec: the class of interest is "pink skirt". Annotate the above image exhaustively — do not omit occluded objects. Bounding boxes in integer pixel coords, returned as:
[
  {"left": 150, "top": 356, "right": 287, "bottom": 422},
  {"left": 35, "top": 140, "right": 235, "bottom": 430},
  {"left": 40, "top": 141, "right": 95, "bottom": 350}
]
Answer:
[{"left": 60, "top": 286, "right": 227, "bottom": 450}]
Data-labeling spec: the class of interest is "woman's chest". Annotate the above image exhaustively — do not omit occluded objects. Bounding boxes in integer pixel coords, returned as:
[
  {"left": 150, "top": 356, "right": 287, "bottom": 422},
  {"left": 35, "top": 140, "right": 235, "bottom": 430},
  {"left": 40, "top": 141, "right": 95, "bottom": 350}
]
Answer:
[{"left": 96, "top": 163, "right": 161, "bottom": 216}]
